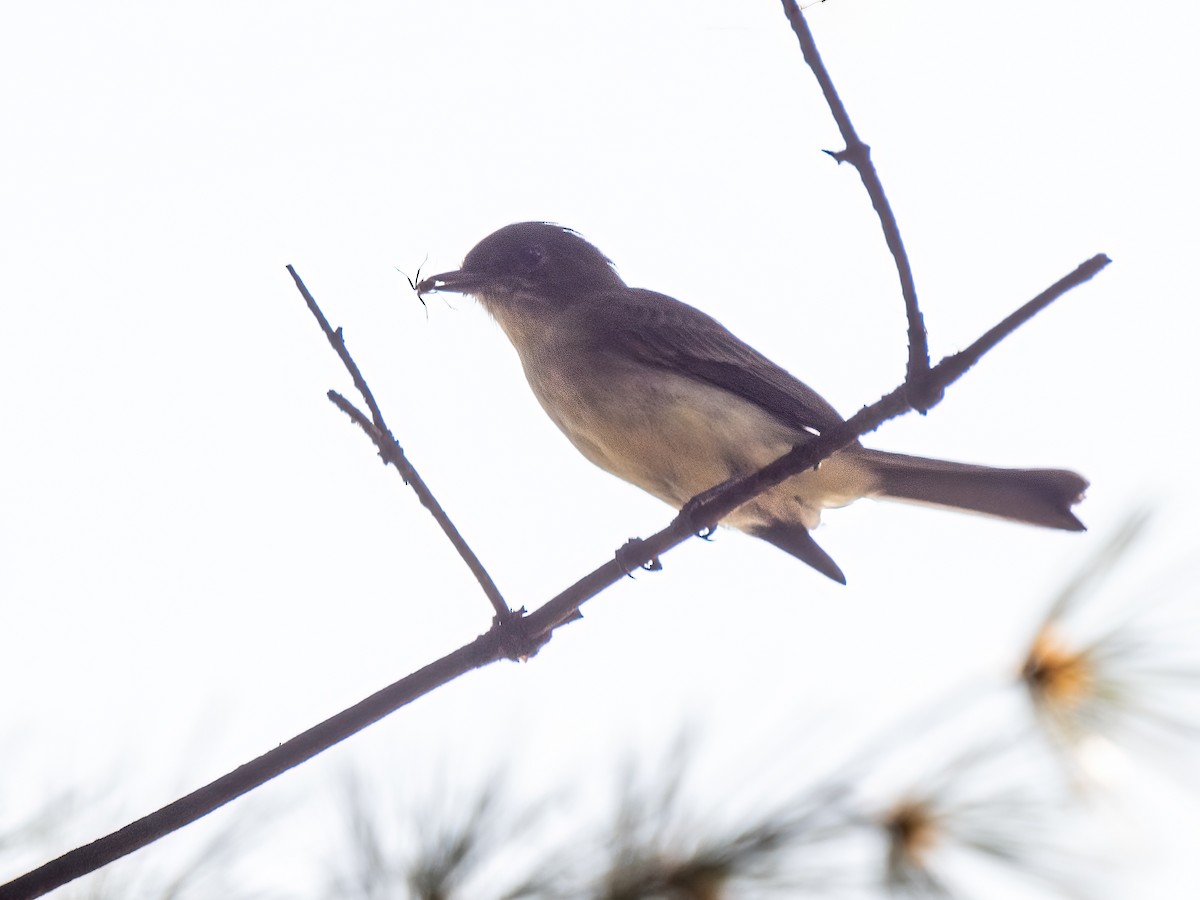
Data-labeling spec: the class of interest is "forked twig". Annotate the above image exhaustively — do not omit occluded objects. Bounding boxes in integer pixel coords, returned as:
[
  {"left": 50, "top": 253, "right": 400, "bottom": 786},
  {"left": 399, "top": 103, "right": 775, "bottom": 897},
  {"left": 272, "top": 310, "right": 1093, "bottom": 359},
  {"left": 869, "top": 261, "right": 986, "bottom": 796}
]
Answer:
[{"left": 286, "top": 265, "right": 510, "bottom": 621}]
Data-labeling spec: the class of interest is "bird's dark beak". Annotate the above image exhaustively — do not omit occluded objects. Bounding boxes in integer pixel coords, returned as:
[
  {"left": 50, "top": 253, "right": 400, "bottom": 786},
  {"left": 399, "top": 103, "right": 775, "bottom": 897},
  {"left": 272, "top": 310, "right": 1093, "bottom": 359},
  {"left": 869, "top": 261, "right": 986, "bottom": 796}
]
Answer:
[{"left": 414, "top": 268, "right": 483, "bottom": 297}]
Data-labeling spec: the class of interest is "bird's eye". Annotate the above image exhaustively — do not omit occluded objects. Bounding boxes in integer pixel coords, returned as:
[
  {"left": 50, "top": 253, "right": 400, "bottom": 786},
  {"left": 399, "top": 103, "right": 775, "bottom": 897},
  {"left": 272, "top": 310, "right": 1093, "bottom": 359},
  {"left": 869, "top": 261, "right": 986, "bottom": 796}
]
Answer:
[{"left": 517, "top": 245, "right": 545, "bottom": 270}]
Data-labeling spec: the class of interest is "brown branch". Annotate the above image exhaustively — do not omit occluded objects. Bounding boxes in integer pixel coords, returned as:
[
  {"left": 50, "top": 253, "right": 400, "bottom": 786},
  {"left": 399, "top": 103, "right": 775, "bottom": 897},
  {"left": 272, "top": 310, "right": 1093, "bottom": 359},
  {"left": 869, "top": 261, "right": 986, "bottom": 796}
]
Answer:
[
  {"left": 0, "top": 628, "right": 524, "bottom": 900},
  {"left": 286, "top": 265, "right": 510, "bottom": 621},
  {"left": 780, "top": 0, "right": 934, "bottom": 405},
  {"left": 288, "top": 265, "right": 387, "bottom": 431}
]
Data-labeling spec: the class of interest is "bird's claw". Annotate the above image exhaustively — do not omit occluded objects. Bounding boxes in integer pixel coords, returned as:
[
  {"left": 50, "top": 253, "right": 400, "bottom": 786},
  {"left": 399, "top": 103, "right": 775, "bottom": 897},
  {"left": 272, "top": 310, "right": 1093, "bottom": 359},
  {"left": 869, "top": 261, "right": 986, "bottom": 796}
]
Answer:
[
  {"left": 677, "top": 493, "right": 720, "bottom": 542},
  {"left": 616, "top": 537, "right": 662, "bottom": 577}
]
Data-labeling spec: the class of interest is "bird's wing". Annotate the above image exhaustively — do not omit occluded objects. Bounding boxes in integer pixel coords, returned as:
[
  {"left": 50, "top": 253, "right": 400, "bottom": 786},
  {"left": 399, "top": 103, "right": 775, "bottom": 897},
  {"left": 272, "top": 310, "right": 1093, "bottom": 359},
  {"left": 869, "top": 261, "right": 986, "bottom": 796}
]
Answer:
[{"left": 583, "top": 288, "right": 845, "bottom": 435}]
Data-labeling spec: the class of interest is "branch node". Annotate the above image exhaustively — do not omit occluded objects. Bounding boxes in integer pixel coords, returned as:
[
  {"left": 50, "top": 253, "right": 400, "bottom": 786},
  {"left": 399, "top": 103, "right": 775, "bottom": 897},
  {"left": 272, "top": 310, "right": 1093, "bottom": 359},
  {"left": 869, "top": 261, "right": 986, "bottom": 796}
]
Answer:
[
  {"left": 826, "top": 142, "right": 869, "bottom": 166},
  {"left": 905, "top": 375, "right": 945, "bottom": 415},
  {"left": 492, "top": 608, "right": 551, "bottom": 661}
]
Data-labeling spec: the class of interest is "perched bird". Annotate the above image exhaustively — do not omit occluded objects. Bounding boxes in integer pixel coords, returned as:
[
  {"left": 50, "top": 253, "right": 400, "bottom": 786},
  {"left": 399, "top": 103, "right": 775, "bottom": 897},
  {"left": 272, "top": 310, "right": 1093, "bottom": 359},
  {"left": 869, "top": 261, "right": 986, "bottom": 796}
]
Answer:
[{"left": 417, "top": 222, "right": 1086, "bottom": 583}]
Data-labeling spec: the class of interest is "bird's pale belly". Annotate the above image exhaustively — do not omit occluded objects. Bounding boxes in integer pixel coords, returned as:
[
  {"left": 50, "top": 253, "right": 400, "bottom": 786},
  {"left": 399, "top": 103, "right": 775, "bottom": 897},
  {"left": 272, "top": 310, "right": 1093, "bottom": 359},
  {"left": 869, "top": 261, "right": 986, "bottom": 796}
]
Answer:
[{"left": 520, "top": 359, "right": 876, "bottom": 531}]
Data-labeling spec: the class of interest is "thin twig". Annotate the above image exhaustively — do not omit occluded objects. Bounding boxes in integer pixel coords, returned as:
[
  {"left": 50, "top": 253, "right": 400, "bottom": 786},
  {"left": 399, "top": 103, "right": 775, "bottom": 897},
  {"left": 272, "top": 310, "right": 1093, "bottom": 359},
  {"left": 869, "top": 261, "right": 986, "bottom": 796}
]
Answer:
[
  {"left": 286, "top": 266, "right": 510, "bottom": 620},
  {"left": 0, "top": 631, "right": 513, "bottom": 900},
  {"left": 780, "top": 0, "right": 932, "bottom": 402},
  {"left": 929, "top": 255, "right": 1111, "bottom": 390},
  {"left": 288, "top": 265, "right": 387, "bottom": 430},
  {"left": 323, "top": 388, "right": 510, "bottom": 618}
]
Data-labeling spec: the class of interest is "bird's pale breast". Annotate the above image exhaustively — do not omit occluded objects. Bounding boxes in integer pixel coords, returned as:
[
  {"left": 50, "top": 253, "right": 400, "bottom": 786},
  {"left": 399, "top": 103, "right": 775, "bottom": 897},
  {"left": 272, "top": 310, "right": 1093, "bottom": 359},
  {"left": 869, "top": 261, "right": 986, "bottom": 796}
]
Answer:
[{"left": 497, "top": 311, "right": 875, "bottom": 531}]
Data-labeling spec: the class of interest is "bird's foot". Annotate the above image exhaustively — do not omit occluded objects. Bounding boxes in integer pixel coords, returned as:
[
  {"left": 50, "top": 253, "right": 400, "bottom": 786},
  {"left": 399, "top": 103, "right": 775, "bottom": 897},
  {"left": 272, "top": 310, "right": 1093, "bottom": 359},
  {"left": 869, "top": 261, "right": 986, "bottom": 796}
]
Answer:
[
  {"left": 616, "top": 537, "right": 662, "bottom": 577},
  {"left": 677, "top": 487, "right": 724, "bottom": 541}
]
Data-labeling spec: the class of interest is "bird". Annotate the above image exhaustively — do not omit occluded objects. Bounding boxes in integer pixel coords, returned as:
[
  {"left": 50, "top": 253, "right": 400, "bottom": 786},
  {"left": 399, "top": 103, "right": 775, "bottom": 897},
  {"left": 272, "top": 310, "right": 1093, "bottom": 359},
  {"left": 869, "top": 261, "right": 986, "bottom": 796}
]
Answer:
[{"left": 417, "top": 222, "right": 1087, "bottom": 583}]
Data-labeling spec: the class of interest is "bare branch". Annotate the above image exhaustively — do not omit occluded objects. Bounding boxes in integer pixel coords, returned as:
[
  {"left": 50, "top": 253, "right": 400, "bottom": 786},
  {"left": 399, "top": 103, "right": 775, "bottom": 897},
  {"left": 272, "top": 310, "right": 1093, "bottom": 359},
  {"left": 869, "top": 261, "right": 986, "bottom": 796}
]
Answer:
[
  {"left": 288, "top": 265, "right": 388, "bottom": 431},
  {"left": 0, "top": 630, "right": 523, "bottom": 900},
  {"left": 929, "top": 255, "right": 1111, "bottom": 391},
  {"left": 780, "top": 0, "right": 932, "bottom": 403},
  {"left": 287, "top": 266, "right": 510, "bottom": 620}
]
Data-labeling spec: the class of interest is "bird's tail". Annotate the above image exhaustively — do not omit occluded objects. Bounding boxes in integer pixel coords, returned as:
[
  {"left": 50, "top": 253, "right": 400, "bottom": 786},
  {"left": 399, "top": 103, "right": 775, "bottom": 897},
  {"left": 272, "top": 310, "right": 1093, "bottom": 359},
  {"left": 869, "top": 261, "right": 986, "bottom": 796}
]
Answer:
[
  {"left": 750, "top": 522, "right": 847, "bottom": 584},
  {"left": 856, "top": 448, "right": 1088, "bottom": 531}
]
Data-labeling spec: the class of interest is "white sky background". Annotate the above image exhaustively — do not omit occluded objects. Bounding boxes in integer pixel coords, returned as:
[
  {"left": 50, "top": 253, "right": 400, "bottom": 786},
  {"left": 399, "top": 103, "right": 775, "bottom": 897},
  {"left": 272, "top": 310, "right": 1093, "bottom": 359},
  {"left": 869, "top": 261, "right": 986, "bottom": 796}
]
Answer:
[{"left": 3, "top": 0, "right": 1199, "bottom": 895}]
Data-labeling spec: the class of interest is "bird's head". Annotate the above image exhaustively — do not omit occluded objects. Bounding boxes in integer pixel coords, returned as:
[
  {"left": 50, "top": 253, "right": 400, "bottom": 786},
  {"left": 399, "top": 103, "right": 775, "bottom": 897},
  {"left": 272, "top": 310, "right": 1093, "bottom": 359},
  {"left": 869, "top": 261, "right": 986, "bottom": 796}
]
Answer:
[{"left": 416, "top": 222, "right": 625, "bottom": 307}]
